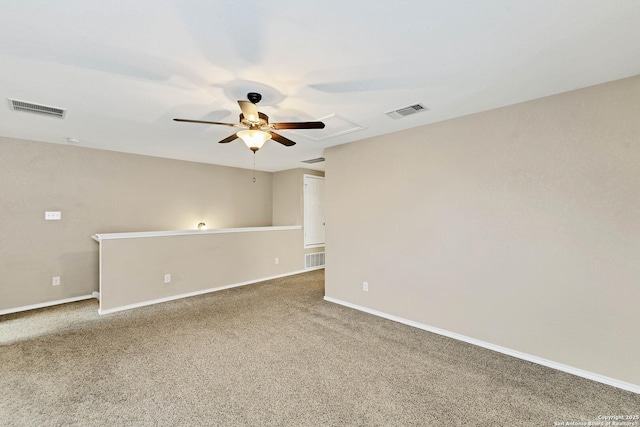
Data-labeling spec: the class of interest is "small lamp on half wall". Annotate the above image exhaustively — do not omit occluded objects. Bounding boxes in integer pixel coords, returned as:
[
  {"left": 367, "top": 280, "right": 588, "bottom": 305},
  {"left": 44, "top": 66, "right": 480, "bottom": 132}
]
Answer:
[{"left": 197, "top": 222, "right": 207, "bottom": 230}]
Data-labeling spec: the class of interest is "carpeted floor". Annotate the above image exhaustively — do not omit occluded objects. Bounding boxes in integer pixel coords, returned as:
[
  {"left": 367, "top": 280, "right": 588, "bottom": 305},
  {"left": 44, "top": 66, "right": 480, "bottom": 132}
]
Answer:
[{"left": 1, "top": 270, "right": 638, "bottom": 426}]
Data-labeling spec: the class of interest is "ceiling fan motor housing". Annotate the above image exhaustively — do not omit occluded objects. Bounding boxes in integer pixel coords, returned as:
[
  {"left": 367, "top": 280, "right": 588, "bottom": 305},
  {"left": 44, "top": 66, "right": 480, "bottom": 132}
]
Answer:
[{"left": 239, "top": 111, "right": 269, "bottom": 128}]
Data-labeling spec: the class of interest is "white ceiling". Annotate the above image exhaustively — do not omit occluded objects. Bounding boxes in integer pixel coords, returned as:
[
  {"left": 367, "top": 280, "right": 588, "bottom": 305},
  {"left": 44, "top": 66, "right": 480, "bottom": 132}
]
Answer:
[{"left": 1, "top": 1, "right": 639, "bottom": 172}]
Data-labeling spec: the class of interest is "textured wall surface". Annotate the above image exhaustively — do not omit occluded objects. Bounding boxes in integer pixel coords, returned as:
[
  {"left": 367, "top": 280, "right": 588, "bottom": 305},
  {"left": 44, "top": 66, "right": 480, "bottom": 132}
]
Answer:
[
  {"left": 98, "top": 228, "right": 303, "bottom": 312},
  {"left": 325, "top": 76, "right": 640, "bottom": 386},
  {"left": 272, "top": 168, "right": 324, "bottom": 226},
  {"left": 0, "top": 138, "right": 272, "bottom": 310}
]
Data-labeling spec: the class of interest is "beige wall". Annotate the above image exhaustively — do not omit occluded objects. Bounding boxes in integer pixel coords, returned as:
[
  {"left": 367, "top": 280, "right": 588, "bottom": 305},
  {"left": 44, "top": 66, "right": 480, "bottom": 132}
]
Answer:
[
  {"left": 99, "top": 228, "right": 303, "bottom": 312},
  {"left": 272, "top": 168, "right": 324, "bottom": 226},
  {"left": 0, "top": 137, "right": 272, "bottom": 310},
  {"left": 273, "top": 169, "right": 303, "bottom": 226},
  {"left": 324, "top": 76, "right": 640, "bottom": 386}
]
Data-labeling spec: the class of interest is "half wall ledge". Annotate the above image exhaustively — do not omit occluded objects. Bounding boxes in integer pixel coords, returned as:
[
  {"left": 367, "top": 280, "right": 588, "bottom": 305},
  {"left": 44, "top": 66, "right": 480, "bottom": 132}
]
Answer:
[
  {"left": 92, "top": 225, "right": 301, "bottom": 241},
  {"left": 93, "top": 225, "right": 305, "bottom": 314}
]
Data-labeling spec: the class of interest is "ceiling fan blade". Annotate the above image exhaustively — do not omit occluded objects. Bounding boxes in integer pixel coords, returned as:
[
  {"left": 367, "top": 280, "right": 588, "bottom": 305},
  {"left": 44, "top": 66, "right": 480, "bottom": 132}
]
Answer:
[
  {"left": 238, "top": 100, "right": 259, "bottom": 122},
  {"left": 269, "top": 131, "right": 296, "bottom": 147},
  {"left": 218, "top": 133, "right": 238, "bottom": 144},
  {"left": 271, "top": 121, "right": 325, "bottom": 130},
  {"left": 173, "top": 118, "right": 238, "bottom": 127}
]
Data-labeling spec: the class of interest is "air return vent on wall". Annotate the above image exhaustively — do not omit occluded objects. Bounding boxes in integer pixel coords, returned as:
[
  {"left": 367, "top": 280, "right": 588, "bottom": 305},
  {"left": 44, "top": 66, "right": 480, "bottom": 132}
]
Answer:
[
  {"left": 385, "top": 103, "right": 428, "bottom": 119},
  {"left": 8, "top": 99, "right": 67, "bottom": 118},
  {"left": 305, "top": 252, "right": 325, "bottom": 269}
]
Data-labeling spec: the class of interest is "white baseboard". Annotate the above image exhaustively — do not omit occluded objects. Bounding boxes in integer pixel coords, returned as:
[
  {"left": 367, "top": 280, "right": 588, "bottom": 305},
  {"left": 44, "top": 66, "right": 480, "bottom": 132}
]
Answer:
[
  {"left": 323, "top": 296, "right": 640, "bottom": 395},
  {"left": 0, "top": 294, "right": 96, "bottom": 316},
  {"left": 99, "top": 269, "right": 311, "bottom": 315}
]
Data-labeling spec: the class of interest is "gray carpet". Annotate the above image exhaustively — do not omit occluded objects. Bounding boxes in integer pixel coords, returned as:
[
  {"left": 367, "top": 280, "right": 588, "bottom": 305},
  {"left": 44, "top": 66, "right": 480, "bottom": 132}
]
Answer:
[{"left": 1, "top": 270, "right": 638, "bottom": 426}]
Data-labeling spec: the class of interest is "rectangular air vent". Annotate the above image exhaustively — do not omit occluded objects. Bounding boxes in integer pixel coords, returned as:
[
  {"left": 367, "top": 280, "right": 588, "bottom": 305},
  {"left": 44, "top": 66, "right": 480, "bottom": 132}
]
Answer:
[
  {"left": 302, "top": 157, "right": 325, "bottom": 164},
  {"left": 8, "top": 99, "right": 66, "bottom": 118},
  {"left": 305, "top": 252, "right": 325, "bottom": 269},
  {"left": 385, "top": 103, "right": 428, "bottom": 119}
]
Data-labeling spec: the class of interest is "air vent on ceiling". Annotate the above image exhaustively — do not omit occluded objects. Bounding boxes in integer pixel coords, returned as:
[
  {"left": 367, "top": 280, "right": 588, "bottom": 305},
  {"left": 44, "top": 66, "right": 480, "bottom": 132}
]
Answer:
[
  {"left": 385, "top": 103, "right": 428, "bottom": 120},
  {"left": 8, "top": 99, "right": 66, "bottom": 119},
  {"left": 302, "top": 157, "right": 325, "bottom": 164}
]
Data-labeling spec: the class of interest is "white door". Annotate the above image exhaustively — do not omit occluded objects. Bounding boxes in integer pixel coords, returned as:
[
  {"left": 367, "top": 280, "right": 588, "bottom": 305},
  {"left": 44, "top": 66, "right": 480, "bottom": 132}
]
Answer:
[{"left": 304, "top": 175, "right": 325, "bottom": 248}]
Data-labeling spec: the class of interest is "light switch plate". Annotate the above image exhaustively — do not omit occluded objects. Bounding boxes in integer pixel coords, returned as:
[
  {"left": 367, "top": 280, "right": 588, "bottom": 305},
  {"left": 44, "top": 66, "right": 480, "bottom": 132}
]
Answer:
[{"left": 45, "top": 211, "right": 61, "bottom": 220}]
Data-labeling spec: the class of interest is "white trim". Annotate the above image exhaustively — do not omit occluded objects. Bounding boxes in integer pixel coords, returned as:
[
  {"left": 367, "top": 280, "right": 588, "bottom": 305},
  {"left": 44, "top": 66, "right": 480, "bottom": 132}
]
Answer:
[
  {"left": 0, "top": 295, "right": 96, "bottom": 316},
  {"left": 92, "top": 225, "right": 301, "bottom": 241},
  {"left": 323, "top": 296, "right": 640, "bottom": 395},
  {"left": 304, "top": 243, "right": 325, "bottom": 249},
  {"left": 97, "top": 238, "right": 103, "bottom": 304},
  {"left": 98, "top": 269, "right": 310, "bottom": 315}
]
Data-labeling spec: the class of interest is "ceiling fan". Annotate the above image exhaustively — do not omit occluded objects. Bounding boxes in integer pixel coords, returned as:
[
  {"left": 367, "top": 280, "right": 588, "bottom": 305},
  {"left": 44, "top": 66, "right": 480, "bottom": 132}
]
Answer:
[{"left": 173, "top": 92, "right": 325, "bottom": 152}]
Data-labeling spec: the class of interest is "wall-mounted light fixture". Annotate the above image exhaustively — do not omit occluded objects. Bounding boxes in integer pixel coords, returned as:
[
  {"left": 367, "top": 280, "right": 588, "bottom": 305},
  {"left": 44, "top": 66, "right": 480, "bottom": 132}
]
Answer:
[{"left": 197, "top": 222, "right": 207, "bottom": 230}]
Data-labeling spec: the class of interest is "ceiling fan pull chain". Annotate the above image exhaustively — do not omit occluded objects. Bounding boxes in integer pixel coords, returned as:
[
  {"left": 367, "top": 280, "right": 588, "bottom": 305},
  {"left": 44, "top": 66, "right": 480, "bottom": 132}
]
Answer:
[{"left": 253, "top": 151, "right": 256, "bottom": 183}]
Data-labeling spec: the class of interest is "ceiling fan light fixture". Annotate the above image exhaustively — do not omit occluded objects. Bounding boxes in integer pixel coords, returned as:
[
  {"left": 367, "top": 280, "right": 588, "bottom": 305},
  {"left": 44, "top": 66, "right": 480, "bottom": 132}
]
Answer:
[{"left": 237, "top": 129, "right": 271, "bottom": 152}]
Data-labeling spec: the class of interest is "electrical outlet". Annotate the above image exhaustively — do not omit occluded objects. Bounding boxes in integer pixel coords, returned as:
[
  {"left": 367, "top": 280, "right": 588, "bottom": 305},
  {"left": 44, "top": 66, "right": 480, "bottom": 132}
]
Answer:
[
  {"left": 363, "top": 281, "right": 369, "bottom": 292},
  {"left": 52, "top": 276, "right": 61, "bottom": 286},
  {"left": 275, "top": 258, "right": 279, "bottom": 265},
  {"left": 164, "top": 274, "right": 171, "bottom": 284}
]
